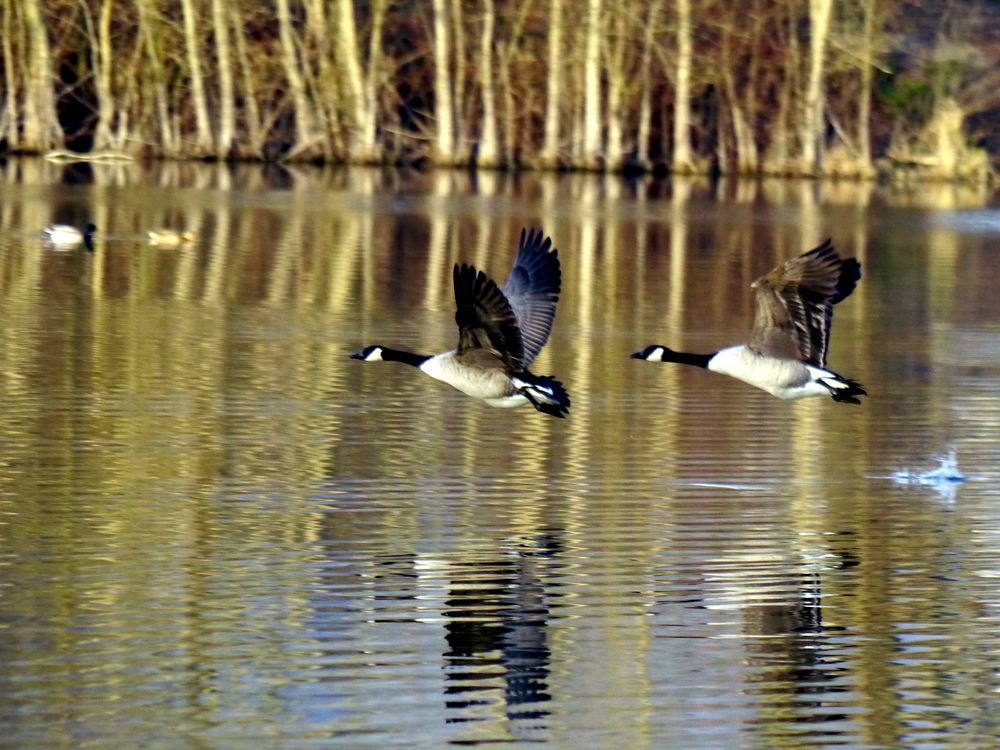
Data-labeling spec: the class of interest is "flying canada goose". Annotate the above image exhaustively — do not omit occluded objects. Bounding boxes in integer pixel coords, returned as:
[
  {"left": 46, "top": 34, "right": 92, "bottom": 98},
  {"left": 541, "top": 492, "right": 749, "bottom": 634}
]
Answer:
[
  {"left": 351, "top": 228, "right": 571, "bottom": 417},
  {"left": 41, "top": 222, "right": 96, "bottom": 251},
  {"left": 632, "top": 239, "right": 866, "bottom": 403},
  {"left": 147, "top": 229, "right": 196, "bottom": 247}
]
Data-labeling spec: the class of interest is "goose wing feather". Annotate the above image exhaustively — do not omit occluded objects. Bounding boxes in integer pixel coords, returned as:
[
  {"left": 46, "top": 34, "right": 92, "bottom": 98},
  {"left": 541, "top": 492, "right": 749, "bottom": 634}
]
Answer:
[
  {"left": 749, "top": 239, "right": 861, "bottom": 367},
  {"left": 501, "top": 228, "right": 561, "bottom": 367},
  {"left": 453, "top": 263, "right": 524, "bottom": 370}
]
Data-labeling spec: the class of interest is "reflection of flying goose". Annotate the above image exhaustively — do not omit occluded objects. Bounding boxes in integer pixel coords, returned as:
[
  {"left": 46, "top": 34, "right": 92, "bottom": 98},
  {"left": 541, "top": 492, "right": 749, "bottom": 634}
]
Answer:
[
  {"left": 42, "top": 222, "right": 96, "bottom": 250},
  {"left": 352, "top": 228, "right": 570, "bottom": 417},
  {"left": 147, "top": 229, "right": 196, "bottom": 247},
  {"left": 633, "top": 239, "right": 866, "bottom": 403}
]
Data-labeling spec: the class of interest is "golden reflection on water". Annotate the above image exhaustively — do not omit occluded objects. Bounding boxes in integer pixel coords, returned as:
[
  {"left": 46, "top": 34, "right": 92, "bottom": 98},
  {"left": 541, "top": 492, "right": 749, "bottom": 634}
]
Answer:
[{"left": 2, "top": 158, "right": 1000, "bottom": 747}]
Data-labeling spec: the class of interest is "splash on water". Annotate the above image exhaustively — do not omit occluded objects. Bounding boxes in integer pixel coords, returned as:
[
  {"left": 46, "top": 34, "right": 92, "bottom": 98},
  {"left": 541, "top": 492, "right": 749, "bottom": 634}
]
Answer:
[
  {"left": 891, "top": 449, "right": 967, "bottom": 486},
  {"left": 880, "top": 449, "right": 974, "bottom": 503}
]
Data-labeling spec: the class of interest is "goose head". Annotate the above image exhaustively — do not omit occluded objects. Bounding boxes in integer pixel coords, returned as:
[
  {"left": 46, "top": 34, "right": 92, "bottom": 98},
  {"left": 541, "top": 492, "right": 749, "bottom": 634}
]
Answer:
[
  {"left": 631, "top": 345, "right": 671, "bottom": 361},
  {"left": 351, "top": 345, "right": 385, "bottom": 362}
]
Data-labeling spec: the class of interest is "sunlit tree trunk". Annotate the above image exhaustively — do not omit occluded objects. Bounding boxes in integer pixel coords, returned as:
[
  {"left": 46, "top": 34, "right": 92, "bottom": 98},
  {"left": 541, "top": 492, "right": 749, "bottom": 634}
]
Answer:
[
  {"left": 180, "top": 0, "right": 213, "bottom": 154},
  {"left": 496, "top": 9, "right": 528, "bottom": 165},
  {"left": 362, "top": 0, "right": 386, "bottom": 160},
  {"left": 476, "top": 0, "right": 500, "bottom": 167},
  {"left": 539, "top": 0, "right": 563, "bottom": 167},
  {"left": 764, "top": 9, "right": 799, "bottom": 174},
  {"left": 2, "top": 0, "right": 21, "bottom": 149},
  {"left": 636, "top": 0, "right": 661, "bottom": 166},
  {"left": 581, "top": 0, "right": 602, "bottom": 168},
  {"left": 672, "top": 0, "right": 694, "bottom": 172},
  {"left": 498, "top": 40, "right": 516, "bottom": 162},
  {"left": 91, "top": 0, "right": 115, "bottom": 150},
  {"left": 431, "top": 0, "right": 456, "bottom": 163},
  {"left": 277, "top": 0, "right": 321, "bottom": 157},
  {"left": 604, "top": 7, "right": 626, "bottom": 171},
  {"left": 721, "top": 28, "right": 757, "bottom": 174},
  {"left": 333, "top": 0, "right": 376, "bottom": 161},
  {"left": 800, "top": 0, "right": 833, "bottom": 174},
  {"left": 449, "top": 0, "right": 467, "bottom": 155},
  {"left": 21, "top": 0, "right": 62, "bottom": 150},
  {"left": 137, "top": 0, "right": 175, "bottom": 154},
  {"left": 305, "top": 0, "right": 340, "bottom": 156},
  {"left": 211, "top": 0, "right": 235, "bottom": 157},
  {"left": 857, "top": 0, "right": 877, "bottom": 175},
  {"left": 230, "top": 3, "right": 262, "bottom": 153}
]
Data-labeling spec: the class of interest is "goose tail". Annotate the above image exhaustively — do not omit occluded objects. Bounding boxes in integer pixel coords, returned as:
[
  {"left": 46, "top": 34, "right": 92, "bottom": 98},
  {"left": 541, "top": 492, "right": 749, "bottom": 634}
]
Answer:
[
  {"left": 820, "top": 373, "right": 867, "bottom": 405},
  {"left": 514, "top": 373, "right": 571, "bottom": 418}
]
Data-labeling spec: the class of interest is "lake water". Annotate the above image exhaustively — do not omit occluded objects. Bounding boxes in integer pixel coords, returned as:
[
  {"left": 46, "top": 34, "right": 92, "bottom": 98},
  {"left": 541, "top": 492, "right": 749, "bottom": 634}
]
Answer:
[{"left": 2, "top": 159, "right": 1000, "bottom": 748}]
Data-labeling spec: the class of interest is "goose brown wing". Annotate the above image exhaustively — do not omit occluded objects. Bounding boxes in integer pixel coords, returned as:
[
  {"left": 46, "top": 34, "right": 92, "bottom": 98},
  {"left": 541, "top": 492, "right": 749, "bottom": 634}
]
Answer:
[
  {"left": 749, "top": 239, "right": 861, "bottom": 367},
  {"left": 501, "top": 228, "right": 561, "bottom": 367},
  {"left": 453, "top": 263, "right": 524, "bottom": 370}
]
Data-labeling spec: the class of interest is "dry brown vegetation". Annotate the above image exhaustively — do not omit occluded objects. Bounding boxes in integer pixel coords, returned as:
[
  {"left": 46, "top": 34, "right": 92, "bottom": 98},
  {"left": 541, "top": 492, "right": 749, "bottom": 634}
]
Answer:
[{"left": 1, "top": 0, "right": 999, "bottom": 180}]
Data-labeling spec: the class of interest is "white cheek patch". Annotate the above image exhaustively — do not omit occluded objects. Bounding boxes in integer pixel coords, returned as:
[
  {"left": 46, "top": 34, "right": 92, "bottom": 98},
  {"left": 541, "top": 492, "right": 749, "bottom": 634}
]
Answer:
[
  {"left": 366, "top": 348, "right": 384, "bottom": 361},
  {"left": 649, "top": 346, "right": 665, "bottom": 360}
]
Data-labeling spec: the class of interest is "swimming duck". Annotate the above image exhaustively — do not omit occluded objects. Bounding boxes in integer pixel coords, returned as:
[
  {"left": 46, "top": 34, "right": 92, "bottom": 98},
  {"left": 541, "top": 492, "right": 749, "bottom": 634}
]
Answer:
[
  {"left": 147, "top": 229, "right": 196, "bottom": 247},
  {"left": 352, "top": 228, "right": 571, "bottom": 417},
  {"left": 632, "top": 239, "right": 866, "bottom": 403},
  {"left": 42, "top": 222, "right": 96, "bottom": 250}
]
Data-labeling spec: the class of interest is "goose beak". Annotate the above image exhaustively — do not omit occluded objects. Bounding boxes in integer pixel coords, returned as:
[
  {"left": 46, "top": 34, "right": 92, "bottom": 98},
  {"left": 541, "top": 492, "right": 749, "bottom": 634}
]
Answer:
[
  {"left": 350, "top": 350, "right": 365, "bottom": 360},
  {"left": 629, "top": 350, "right": 644, "bottom": 359}
]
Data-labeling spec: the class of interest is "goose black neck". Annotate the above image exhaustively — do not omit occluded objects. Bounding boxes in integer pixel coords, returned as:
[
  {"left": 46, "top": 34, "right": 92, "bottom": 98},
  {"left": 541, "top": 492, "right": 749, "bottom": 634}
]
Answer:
[
  {"left": 664, "top": 350, "right": 714, "bottom": 369},
  {"left": 382, "top": 348, "right": 431, "bottom": 367}
]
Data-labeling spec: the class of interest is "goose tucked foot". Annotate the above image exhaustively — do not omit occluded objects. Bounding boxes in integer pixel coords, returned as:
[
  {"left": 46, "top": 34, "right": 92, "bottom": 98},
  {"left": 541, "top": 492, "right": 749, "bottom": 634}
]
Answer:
[{"left": 513, "top": 374, "right": 571, "bottom": 418}]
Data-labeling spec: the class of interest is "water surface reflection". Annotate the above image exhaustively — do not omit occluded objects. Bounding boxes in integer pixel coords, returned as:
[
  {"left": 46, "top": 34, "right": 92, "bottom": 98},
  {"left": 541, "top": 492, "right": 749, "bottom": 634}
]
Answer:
[{"left": 2, "top": 160, "right": 1000, "bottom": 747}]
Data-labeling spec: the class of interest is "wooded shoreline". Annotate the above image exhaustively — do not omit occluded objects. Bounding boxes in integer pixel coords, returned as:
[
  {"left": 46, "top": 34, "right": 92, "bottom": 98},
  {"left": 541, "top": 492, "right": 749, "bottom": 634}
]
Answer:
[{"left": 3, "top": 0, "right": 998, "bottom": 182}]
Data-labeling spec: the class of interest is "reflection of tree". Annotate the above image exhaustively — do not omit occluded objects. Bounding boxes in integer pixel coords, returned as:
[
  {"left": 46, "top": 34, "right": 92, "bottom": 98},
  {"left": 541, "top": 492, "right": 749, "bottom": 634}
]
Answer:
[{"left": 5, "top": 163, "right": 1000, "bottom": 745}]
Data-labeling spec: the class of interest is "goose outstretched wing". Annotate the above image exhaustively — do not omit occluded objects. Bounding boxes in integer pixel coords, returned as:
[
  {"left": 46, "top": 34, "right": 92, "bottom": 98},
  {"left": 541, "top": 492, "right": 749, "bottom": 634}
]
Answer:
[
  {"left": 453, "top": 263, "right": 524, "bottom": 370},
  {"left": 749, "top": 239, "right": 861, "bottom": 367},
  {"left": 501, "top": 228, "right": 561, "bottom": 367}
]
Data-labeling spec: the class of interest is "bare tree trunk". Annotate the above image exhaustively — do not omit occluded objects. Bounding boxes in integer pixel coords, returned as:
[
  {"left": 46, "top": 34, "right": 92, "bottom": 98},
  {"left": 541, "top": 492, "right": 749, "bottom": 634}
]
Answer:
[
  {"left": 449, "top": 0, "right": 467, "bottom": 155},
  {"left": 721, "top": 29, "right": 757, "bottom": 174},
  {"left": 333, "top": 0, "right": 379, "bottom": 162},
  {"left": 431, "top": 0, "right": 456, "bottom": 163},
  {"left": 305, "top": 0, "right": 340, "bottom": 156},
  {"left": 604, "top": 7, "right": 626, "bottom": 170},
  {"left": 571, "top": 79, "right": 584, "bottom": 163},
  {"left": 276, "top": 0, "right": 320, "bottom": 157},
  {"left": 857, "top": 0, "right": 877, "bottom": 175},
  {"left": 764, "top": 9, "right": 799, "bottom": 174},
  {"left": 211, "top": 0, "right": 235, "bottom": 157},
  {"left": 672, "top": 0, "right": 694, "bottom": 172},
  {"left": 137, "top": 0, "right": 175, "bottom": 154},
  {"left": 497, "top": 41, "right": 516, "bottom": 163},
  {"left": 800, "top": 0, "right": 833, "bottom": 174},
  {"left": 230, "top": 3, "right": 262, "bottom": 154},
  {"left": 91, "top": 0, "right": 115, "bottom": 150},
  {"left": 361, "top": 0, "right": 386, "bottom": 160},
  {"left": 495, "top": 5, "right": 528, "bottom": 165},
  {"left": 539, "top": 0, "right": 563, "bottom": 167},
  {"left": 21, "top": 0, "right": 62, "bottom": 151},
  {"left": 180, "top": 0, "right": 213, "bottom": 154},
  {"left": 2, "top": 0, "right": 21, "bottom": 149},
  {"left": 476, "top": 0, "right": 500, "bottom": 167},
  {"left": 636, "top": 0, "right": 661, "bottom": 166},
  {"left": 581, "top": 0, "right": 602, "bottom": 168}
]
